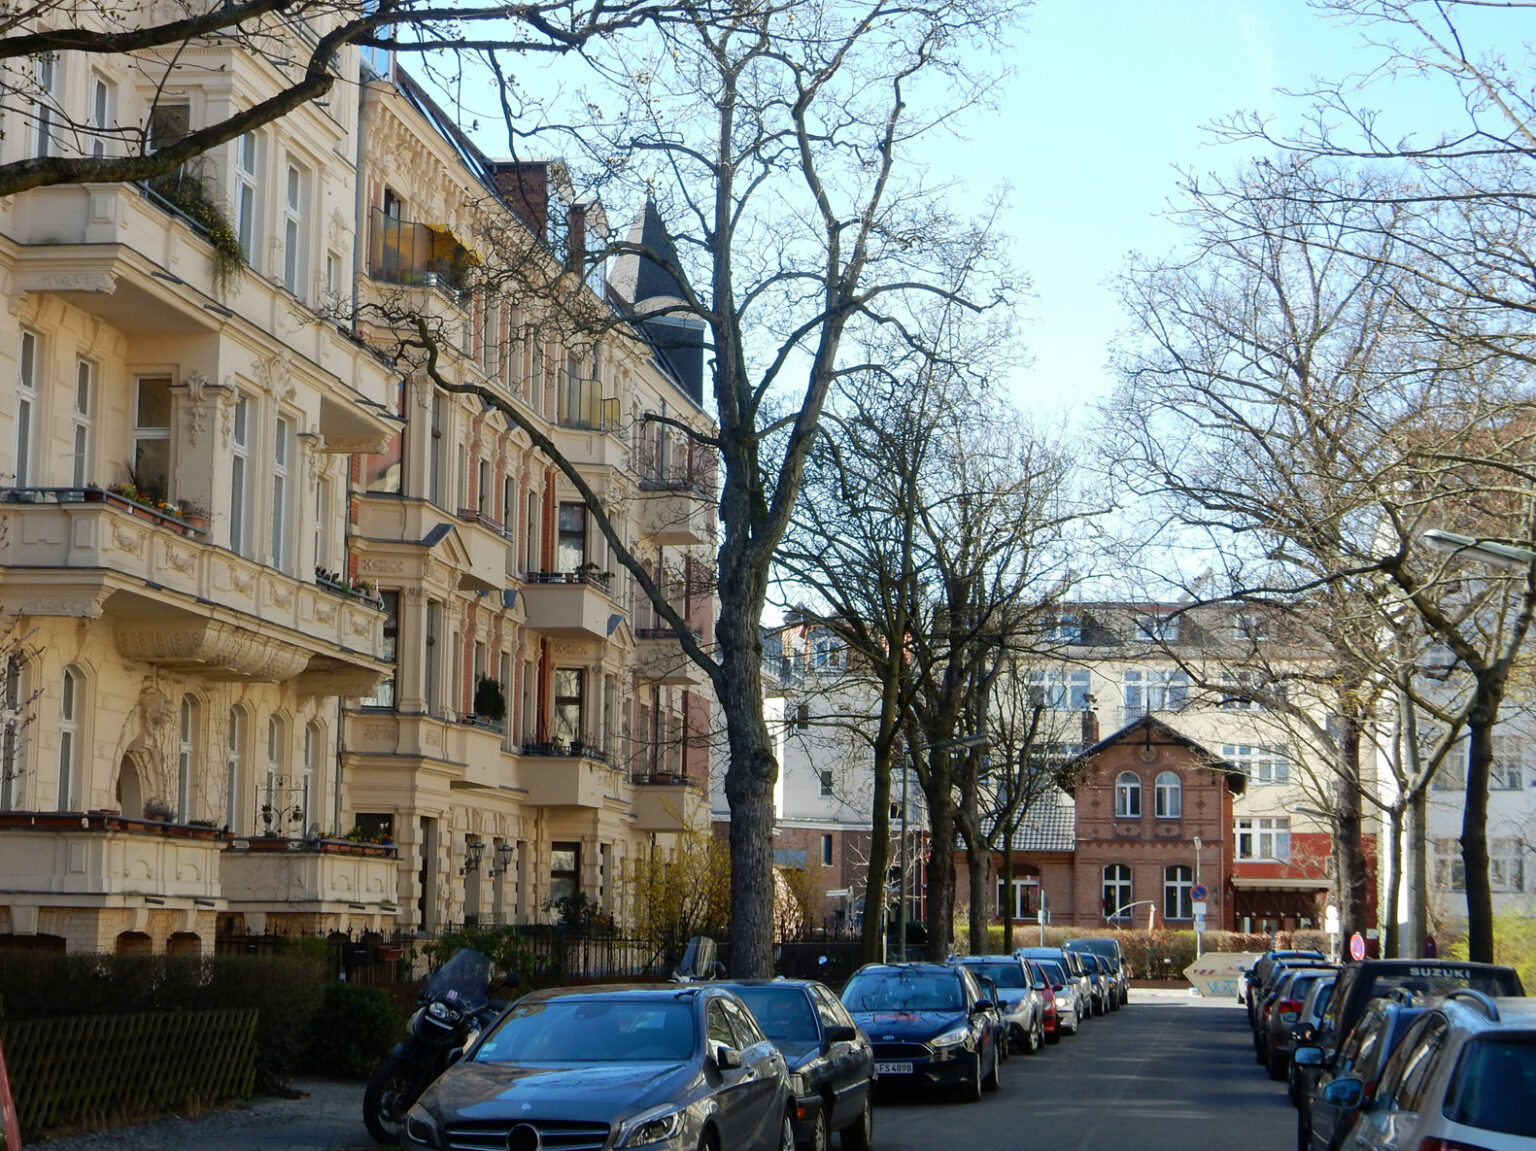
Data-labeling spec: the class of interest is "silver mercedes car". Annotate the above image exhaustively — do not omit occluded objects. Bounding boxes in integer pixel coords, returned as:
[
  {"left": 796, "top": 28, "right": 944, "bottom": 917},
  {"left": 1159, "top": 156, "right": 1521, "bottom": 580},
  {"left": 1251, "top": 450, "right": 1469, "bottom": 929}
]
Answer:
[{"left": 401, "top": 984, "right": 795, "bottom": 1151}]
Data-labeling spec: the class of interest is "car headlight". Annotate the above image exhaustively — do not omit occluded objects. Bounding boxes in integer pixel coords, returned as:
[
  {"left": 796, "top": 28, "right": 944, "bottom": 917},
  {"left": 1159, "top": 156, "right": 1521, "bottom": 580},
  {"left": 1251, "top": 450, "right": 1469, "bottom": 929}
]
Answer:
[
  {"left": 404, "top": 1108, "right": 444, "bottom": 1149},
  {"left": 929, "top": 1027, "right": 970, "bottom": 1049},
  {"left": 617, "top": 1106, "right": 685, "bottom": 1149},
  {"left": 1054, "top": 996, "right": 1072, "bottom": 1010}
]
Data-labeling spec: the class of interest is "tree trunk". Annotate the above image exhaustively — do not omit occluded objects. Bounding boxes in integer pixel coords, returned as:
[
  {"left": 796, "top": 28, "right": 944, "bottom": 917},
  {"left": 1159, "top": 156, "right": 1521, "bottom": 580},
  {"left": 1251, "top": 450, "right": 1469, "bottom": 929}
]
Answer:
[
  {"left": 1462, "top": 693, "right": 1496, "bottom": 964},
  {"left": 999, "top": 819, "right": 1016, "bottom": 954},
  {"left": 966, "top": 834, "right": 990, "bottom": 956},
  {"left": 1406, "top": 786, "right": 1429, "bottom": 958},
  {"left": 1382, "top": 803, "right": 1404, "bottom": 959},
  {"left": 1335, "top": 714, "right": 1371, "bottom": 950},
  {"left": 860, "top": 741, "right": 894, "bottom": 963},
  {"left": 921, "top": 753, "right": 957, "bottom": 961}
]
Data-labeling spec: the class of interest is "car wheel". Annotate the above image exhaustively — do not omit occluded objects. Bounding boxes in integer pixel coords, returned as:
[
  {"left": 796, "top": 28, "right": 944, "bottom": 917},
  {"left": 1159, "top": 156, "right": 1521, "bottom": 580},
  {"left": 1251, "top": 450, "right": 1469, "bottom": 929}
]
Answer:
[
  {"left": 983, "top": 1042, "right": 1001, "bottom": 1092},
  {"left": 802, "top": 1106, "right": 829, "bottom": 1151},
  {"left": 1296, "top": 1115, "right": 1310, "bottom": 1151},
  {"left": 781, "top": 1108, "right": 798, "bottom": 1151},
  {"left": 998, "top": 1029, "right": 1009, "bottom": 1061},
  {"left": 1025, "top": 1016, "right": 1043, "bottom": 1054},
  {"left": 1045, "top": 1022, "right": 1061, "bottom": 1046},
  {"left": 840, "top": 1091, "right": 874, "bottom": 1151},
  {"left": 959, "top": 1052, "right": 983, "bottom": 1103}
]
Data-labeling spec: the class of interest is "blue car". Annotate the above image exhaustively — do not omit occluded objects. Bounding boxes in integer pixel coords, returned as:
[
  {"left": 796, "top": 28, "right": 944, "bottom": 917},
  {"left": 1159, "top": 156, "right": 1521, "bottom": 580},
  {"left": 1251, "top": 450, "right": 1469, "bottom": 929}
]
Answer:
[{"left": 840, "top": 962, "right": 1000, "bottom": 1103}]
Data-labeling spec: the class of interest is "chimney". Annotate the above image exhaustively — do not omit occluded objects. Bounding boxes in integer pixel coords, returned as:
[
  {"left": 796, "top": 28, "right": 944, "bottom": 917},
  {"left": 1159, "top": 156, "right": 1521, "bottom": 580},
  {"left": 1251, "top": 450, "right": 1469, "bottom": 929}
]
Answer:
[
  {"left": 566, "top": 201, "right": 587, "bottom": 274},
  {"left": 491, "top": 160, "right": 550, "bottom": 240}
]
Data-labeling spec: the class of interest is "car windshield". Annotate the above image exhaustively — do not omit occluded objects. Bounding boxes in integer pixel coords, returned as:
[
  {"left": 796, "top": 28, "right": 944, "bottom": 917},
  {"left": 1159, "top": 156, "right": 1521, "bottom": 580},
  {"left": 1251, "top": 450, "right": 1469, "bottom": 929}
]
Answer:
[
  {"left": 843, "top": 970, "right": 964, "bottom": 1012},
  {"left": 963, "top": 962, "right": 1026, "bottom": 989},
  {"left": 732, "top": 987, "right": 819, "bottom": 1042},
  {"left": 1368, "top": 966, "right": 1523, "bottom": 1001},
  {"left": 1444, "top": 1036, "right": 1536, "bottom": 1137},
  {"left": 475, "top": 998, "right": 695, "bottom": 1063},
  {"left": 1033, "top": 960, "right": 1067, "bottom": 986}
]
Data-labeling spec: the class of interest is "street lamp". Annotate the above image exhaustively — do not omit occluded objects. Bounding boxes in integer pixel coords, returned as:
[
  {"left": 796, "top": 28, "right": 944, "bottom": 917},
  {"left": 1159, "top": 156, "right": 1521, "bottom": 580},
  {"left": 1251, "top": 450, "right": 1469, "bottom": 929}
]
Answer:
[
  {"left": 1105, "top": 899, "right": 1156, "bottom": 928},
  {"left": 1421, "top": 529, "right": 1536, "bottom": 571}
]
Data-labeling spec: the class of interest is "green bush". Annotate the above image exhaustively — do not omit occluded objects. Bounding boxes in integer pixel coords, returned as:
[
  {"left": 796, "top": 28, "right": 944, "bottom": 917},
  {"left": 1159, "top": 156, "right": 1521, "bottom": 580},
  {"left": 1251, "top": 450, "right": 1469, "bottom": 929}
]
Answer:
[{"left": 302, "top": 982, "right": 406, "bottom": 1078}]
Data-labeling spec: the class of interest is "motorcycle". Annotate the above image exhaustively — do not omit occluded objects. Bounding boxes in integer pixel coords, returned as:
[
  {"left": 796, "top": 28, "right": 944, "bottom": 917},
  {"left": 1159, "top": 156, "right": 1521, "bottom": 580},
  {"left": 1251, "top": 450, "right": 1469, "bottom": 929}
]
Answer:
[{"left": 363, "top": 948, "right": 511, "bottom": 1145}]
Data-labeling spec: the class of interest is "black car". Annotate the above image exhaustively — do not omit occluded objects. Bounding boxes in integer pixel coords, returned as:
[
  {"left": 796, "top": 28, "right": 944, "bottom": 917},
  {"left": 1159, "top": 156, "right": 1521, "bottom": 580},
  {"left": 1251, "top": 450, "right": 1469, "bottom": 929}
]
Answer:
[
  {"left": 719, "top": 980, "right": 876, "bottom": 1151},
  {"left": 841, "top": 962, "right": 1001, "bottom": 1102},
  {"left": 402, "top": 984, "right": 794, "bottom": 1151},
  {"left": 1065, "top": 938, "right": 1130, "bottom": 1007},
  {"left": 1295, "top": 991, "right": 1427, "bottom": 1151}
]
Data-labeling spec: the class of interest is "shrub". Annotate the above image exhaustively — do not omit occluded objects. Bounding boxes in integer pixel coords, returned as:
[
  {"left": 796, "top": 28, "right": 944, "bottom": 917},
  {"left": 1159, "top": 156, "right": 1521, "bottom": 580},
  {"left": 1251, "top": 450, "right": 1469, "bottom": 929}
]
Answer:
[{"left": 302, "top": 983, "right": 406, "bottom": 1078}]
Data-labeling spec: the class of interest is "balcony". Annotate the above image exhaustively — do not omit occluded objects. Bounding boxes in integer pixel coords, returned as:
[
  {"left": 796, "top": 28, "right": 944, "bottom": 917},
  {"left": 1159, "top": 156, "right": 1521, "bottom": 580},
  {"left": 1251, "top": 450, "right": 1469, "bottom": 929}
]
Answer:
[
  {"left": 0, "top": 488, "right": 387, "bottom": 686},
  {"left": 636, "top": 476, "right": 716, "bottom": 546},
  {"left": 518, "top": 744, "right": 621, "bottom": 808},
  {"left": 220, "top": 837, "right": 400, "bottom": 920},
  {"left": 0, "top": 812, "right": 225, "bottom": 905},
  {"left": 345, "top": 710, "right": 511, "bottom": 790},
  {"left": 354, "top": 497, "right": 507, "bottom": 593},
  {"left": 631, "top": 773, "right": 707, "bottom": 833},
  {"left": 362, "top": 209, "right": 475, "bottom": 345},
  {"left": 633, "top": 627, "right": 712, "bottom": 689},
  {"left": 520, "top": 570, "right": 621, "bottom": 639}
]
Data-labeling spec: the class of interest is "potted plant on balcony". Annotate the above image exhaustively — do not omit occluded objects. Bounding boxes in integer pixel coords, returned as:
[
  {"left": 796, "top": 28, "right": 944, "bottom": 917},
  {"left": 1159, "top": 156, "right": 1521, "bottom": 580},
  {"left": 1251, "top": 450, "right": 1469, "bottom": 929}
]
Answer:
[
  {"left": 473, "top": 676, "right": 506, "bottom": 724},
  {"left": 144, "top": 797, "right": 176, "bottom": 822},
  {"left": 177, "top": 498, "right": 208, "bottom": 531}
]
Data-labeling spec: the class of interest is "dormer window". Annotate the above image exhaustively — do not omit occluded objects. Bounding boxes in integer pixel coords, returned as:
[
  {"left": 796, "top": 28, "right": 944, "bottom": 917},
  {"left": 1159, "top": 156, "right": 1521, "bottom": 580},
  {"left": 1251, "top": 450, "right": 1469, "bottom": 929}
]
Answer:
[
  {"left": 1234, "top": 613, "right": 1269, "bottom": 643},
  {"left": 812, "top": 632, "right": 844, "bottom": 671},
  {"left": 1044, "top": 615, "right": 1081, "bottom": 644},
  {"left": 1135, "top": 614, "right": 1178, "bottom": 644}
]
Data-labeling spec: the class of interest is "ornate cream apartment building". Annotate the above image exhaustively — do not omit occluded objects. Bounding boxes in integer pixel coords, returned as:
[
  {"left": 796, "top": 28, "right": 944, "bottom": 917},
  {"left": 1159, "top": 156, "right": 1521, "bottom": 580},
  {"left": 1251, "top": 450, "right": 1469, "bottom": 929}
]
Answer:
[{"left": 0, "top": 20, "right": 716, "bottom": 953}]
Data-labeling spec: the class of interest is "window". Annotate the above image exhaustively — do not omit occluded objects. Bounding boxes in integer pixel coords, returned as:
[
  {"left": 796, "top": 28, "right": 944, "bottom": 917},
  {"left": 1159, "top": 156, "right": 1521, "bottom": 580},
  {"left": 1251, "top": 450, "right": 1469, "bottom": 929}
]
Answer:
[
  {"left": 314, "top": 477, "right": 332, "bottom": 574},
  {"left": 812, "top": 633, "right": 844, "bottom": 670},
  {"left": 32, "top": 54, "right": 58, "bottom": 158},
  {"left": 89, "top": 73, "right": 113, "bottom": 158},
  {"left": 131, "top": 376, "right": 173, "bottom": 501},
  {"left": 1114, "top": 771, "right": 1141, "bottom": 818},
  {"left": 794, "top": 703, "right": 810, "bottom": 731},
  {"left": 1233, "top": 613, "right": 1270, "bottom": 643},
  {"left": 429, "top": 393, "right": 446, "bottom": 506},
  {"left": 234, "top": 132, "right": 260, "bottom": 263},
  {"left": 477, "top": 459, "right": 490, "bottom": 517},
  {"left": 57, "top": 668, "right": 81, "bottom": 811},
  {"left": 1026, "top": 669, "right": 1091, "bottom": 710},
  {"left": 1135, "top": 613, "right": 1178, "bottom": 643},
  {"left": 549, "top": 841, "right": 580, "bottom": 906},
  {"left": 1491, "top": 838, "right": 1525, "bottom": 893},
  {"left": 271, "top": 415, "right": 293, "bottom": 571},
  {"left": 282, "top": 160, "right": 310, "bottom": 299},
  {"left": 1433, "top": 838, "right": 1466, "bottom": 892},
  {"left": 1123, "top": 669, "right": 1188, "bottom": 718},
  {"left": 363, "top": 592, "right": 399, "bottom": 707},
  {"left": 177, "top": 695, "right": 197, "bottom": 819},
  {"left": 229, "top": 394, "right": 251, "bottom": 555},
  {"left": 1043, "top": 615, "right": 1081, "bottom": 644},
  {"left": 1222, "top": 744, "right": 1290, "bottom": 786},
  {"left": 302, "top": 723, "right": 319, "bottom": 831},
  {"left": 225, "top": 707, "right": 244, "bottom": 831},
  {"left": 14, "top": 331, "right": 39, "bottom": 487},
  {"left": 821, "top": 834, "right": 833, "bottom": 866},
  {"left": 1490, "top": 737, "right": 1526, "bottom": 790},
  {"left": 1102, "top": 864, "right": 1132, "bottom": 919},
  {"left": 1163, "top": 864, "right": 1193, "bottom": 920},
  {"left": 553, "top": 669, "right": 583, "bottom": 746},
  {"left": 557, "top": 502, "right": 587, "bottom": 572},
  {"left": 525, "top": 490, "right": 540, "bottom": 572},
  {"left": 263, "top": 716, "right": 284, "bottom": 833},
  {"left": 1236, "top": 817, "right": 1291, "bottom": 861},
  {"left": 1154, "top": 771, "right": 1182, "bottom": 818},
  {"left": 71, "top": 359, "right": 95, "bottom": 487},
  {"left": 425, "top": 600, "right": 442, "bottom": 713},
  {"left": 818, "top": 769, "right": 833, "bottom": 798},
  {"left": 1432, "top": 754, "right": 1467, "bottom": 791},
  {"left": 1, "top": 652, "right": 27, "bottom": 810},
  {"left": 147, "top": 101, "right": 190, "bottom": 152}
]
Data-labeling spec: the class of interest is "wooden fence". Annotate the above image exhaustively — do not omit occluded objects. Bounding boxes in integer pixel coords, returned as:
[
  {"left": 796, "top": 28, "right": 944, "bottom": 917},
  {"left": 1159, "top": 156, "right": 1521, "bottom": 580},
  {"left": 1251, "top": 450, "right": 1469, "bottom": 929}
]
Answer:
[{"left": 0, "top": 1008, "right": 257, "bottom": 1135}]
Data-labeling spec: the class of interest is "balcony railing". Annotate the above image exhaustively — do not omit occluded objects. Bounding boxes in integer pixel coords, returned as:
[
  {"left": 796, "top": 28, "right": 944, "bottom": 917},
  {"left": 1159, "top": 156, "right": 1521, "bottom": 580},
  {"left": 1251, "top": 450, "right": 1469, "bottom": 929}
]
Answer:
[
  {"left": 520, "top": 740, "right": 609, "bottom": 763},
  {"left": 557, "top": 369, "right": 620, "bottom": 432},
  {"left": 367, "top": 208, "right": 473, "bottom": 301},
  {"left": 526, "top": 568, "right": 612, "bottom": 595},
  {"left": 1, "top": 486, "right": 208, "bottom": 538}
]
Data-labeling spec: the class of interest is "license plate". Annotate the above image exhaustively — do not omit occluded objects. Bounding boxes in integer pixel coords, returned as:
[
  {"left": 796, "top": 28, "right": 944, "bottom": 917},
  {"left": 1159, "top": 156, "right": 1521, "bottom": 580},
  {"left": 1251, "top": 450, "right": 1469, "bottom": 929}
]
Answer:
[{"left": 875, "top": 1061, "right": 913, "bottom": 1076}]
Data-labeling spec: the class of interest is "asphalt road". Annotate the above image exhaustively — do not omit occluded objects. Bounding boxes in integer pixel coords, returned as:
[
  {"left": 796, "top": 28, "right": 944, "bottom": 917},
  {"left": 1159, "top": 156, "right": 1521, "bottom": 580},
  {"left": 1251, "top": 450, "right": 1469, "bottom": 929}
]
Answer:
[
  {"left": 35, "top": 989, "right": 1295, "bottom": 1151},
  {"left": 869, "top": 988, "right": 1296, "bottom": 1151}
]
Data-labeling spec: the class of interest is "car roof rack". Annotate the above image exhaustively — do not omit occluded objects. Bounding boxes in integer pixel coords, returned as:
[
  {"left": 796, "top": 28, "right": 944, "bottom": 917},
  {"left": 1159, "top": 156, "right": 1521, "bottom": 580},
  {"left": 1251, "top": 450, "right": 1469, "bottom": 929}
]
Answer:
[{"left": 1444, "top": 988, "right": 1500, "bottom": 1021}]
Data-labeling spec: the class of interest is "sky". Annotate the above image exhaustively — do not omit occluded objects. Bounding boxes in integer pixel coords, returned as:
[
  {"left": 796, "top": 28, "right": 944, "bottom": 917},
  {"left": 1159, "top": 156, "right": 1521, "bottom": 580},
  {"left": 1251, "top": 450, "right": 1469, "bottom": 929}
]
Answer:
[{"left": 976, "top": 0, "right": 1456, "bottom": 421}]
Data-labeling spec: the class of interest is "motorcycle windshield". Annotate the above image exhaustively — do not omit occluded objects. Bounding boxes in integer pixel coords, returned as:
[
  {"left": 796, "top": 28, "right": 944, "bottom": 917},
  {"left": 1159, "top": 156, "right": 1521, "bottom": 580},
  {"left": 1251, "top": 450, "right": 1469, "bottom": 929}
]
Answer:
[{"left": 424, "top": 949, "right": 493, "bottom": 1010}]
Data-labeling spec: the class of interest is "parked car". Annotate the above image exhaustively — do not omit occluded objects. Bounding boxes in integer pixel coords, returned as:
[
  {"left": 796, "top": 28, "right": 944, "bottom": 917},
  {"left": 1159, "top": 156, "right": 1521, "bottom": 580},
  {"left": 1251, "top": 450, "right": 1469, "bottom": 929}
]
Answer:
[
  {"left": 840, "top": 962, "right": 1001, "bottom": 1102},
  {"left": 975, "top": 975, "right": 1009, "bottom": 1062},
  {"left": 1252, "top": 957, "right": 1334, "bottom": 1048},
  {"left": 1065, "top": 938, "right": 1130, "bottom": 1008},
  {"left": 719, "top": 979, "right": 875, "bottom": 1151},
  {"left": 1017, "top": 947, "right": 1093, "bottom": 1020},
  {"left": 1314, "top": 959, "right": 1525, "bottom": 1071},
  {"left": 1295, "top": 990, "right": 1427, "bottom": 1151},
  {"left": 1329, "top": 992, "right": 1536, "bottom": 1151},
  {"left": 1288, "top": 972, "right": 1339, "bottom": 1108},
  {"left": 1023, "top": 955, "right": 1082, "bottom": 1037},
  {"left": 1079, "top": 952, "right": 1121, "bottom": 1014},
  {"left": 949, "top": 955, "right": 1046, "bottom": 1055},
  {"left": 1262, "top": 965, "right": 1338, "bottom": 1080},
  {"left": 1244, "top": 949, "right": 1327, "bottom": 1017},
  {"left": 401, "top": 984, "right": 795, "bottom": 1151}
]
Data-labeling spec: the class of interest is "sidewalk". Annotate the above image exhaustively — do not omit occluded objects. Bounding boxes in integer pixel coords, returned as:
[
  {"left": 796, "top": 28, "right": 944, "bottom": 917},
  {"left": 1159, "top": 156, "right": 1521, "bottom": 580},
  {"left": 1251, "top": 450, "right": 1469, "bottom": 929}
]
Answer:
[{"left": 33, "top": 1079, "right": 373, "bottom": 1151}]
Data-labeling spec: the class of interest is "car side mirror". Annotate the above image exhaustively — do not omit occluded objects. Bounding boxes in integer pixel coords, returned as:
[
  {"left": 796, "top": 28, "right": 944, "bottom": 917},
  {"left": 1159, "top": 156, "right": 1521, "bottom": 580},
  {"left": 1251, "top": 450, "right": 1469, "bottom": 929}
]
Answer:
[
  {"left": 1292, "top": 1047, "right": 1323, "bottom": 1068},
  {"left": 714, "top": 1045, "right": 743, "bottom": 1071},
  {"left": 1318, "top": 1079, "right": 1364, "bottom": 1110},
  {"left": 824, "top": 1024, "right": 858, "bottom": 1045},
  {"left": 971, "top": 999, "right": 994, "bottom": 1014}
]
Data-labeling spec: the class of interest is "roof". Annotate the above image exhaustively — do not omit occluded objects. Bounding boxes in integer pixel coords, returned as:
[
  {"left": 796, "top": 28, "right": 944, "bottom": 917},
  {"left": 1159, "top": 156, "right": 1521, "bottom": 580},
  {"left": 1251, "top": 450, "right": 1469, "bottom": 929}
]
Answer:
[
  {"left": 999, "top": 801, "right": 1076, "bottom": 853},
  {"left": 1065, "top": 714, "right": 1248, "bottom": 796}
]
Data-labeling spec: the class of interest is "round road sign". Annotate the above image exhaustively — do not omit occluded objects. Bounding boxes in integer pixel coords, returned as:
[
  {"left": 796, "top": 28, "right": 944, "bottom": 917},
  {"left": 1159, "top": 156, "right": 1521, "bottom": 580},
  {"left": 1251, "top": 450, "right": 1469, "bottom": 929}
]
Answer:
[
  {"left": 1190, "top": 884, "right": 1208, "bottom": 902},
  {"left": 1349, "top": 932, "right": 1366, "bottom": 961}
]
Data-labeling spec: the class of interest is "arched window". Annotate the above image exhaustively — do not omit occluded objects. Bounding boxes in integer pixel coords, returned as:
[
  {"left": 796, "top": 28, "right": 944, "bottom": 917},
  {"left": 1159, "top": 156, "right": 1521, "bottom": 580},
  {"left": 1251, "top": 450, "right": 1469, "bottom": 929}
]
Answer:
[
  {"left": 302, "top": 721, "right": 322, "bottom": 832},
  {"left": 178, "top": 695, "right": 199, "bottom": 820},
  {"left": 226, "top": 707, "right": 245, "bottom": 831},
  {"left": 1164, "top": 865, "right": 1193, "bottom": 920},
  {"left": 57, "top": 667, "right": 82, "bottom": 811},
  {"left": 264, "top": 716, "right": 284, "bottom": 833},
  {"left": 1154, "top": 771, "right": 1182, "bottom": 819},
  {"left": 1114, "top": 771, "right": 1141, "bottom": 818},
  {"left": 1102, "top": 864, "right": 1132, "bottom": 920}
]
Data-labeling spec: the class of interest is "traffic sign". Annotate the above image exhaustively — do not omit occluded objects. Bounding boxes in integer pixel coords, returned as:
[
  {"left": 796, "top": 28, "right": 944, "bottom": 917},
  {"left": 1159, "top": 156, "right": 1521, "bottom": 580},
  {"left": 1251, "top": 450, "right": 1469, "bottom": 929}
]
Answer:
[
  {"left": 1349, "top": 932, "right": 1366, "bottom": 961},
  {"left": 1190, "top": 884, "right": 1208, "bottom": 902}
]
